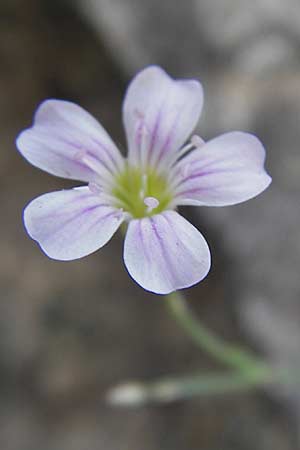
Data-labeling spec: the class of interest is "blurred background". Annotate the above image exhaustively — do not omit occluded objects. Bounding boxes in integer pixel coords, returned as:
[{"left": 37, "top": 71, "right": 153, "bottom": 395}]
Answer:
[{"left": 1, "top": 0, "right": 300, "bottom": 448}]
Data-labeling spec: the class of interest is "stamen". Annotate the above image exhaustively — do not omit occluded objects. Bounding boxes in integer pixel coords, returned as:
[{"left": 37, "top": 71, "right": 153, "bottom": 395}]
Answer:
[
  {"left": 182, "top": 162, "right": 191, "bottom": 178},
  {"left": 191, "top": 135, "right": 205, "bottom": 148},
  {"left": 169, "top": 135, "right": 206, "bottom": 169},
  {"left": 144, "top": 196, "right": 160, "bottom": 213},
  {"left": 139, "top": 173, "right": 148, "bottom": 199},
  {"left": 142, "top": 174, "right": 148, "bottom": 191},
  {"left": 167, "top": 135, "right": 206, "bottom": 188},
  {"left": 140, "top": 123, "right": 150, "bottom": 169},
  {"left": 111, "top": 166, "right": 172, "bottom": 218},
  {"left": 171, "top": 143, "right": 194, "bottom": 165},
  {"left": 167, "top": 162, "right": 192, "bottom": 192},
  {"left": 115, "top": 208, "right": 124, "bottom": 220},
  {"left": 77, "top": 152, "right": 105, "bottom": 174},
  {"left": 135, "top": 116, "right": 150, "bottom": 169},
  {"left": 122, "top": 211, "right": 132, "bottom": 222},
  {"left": 74, "top": 150, "right": 114, "bottom": 187},
  {"left": 89, "top": 188, "right": 123, "bottom": 208},
  {"left": 88, "top": 182, "right": 103, "bottom": 194}
]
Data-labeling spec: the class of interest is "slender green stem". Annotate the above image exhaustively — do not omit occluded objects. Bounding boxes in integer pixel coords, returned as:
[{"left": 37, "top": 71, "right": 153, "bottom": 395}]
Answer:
[
  {"left": 107, "top": 365, "right": 299, "bottom": 406},
  {"left": 107, "top": 367, "right": 274, "bottom": 406},
  {"left": 107, "top": 291, "right": 298, "bottom": 405},
  {"left": 166, "top": 291, "right": 266, "bottom": 372}
]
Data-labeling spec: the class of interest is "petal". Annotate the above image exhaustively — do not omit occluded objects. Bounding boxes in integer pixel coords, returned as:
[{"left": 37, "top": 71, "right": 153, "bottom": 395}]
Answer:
[
  {"left": 24, "top": 187, "right": 124, "bottom": 260},
  {"left": 124, "top": 211, "right": 211, "bottom": 294},
  {"left": 17, "top": 100, "right": 124, "bottom": 184},
  {"left": 123, "top": 66, "right": 203, "bottom": 171},
  {"left": 173, "top": 132, "right": 272, "bottom": 206}
]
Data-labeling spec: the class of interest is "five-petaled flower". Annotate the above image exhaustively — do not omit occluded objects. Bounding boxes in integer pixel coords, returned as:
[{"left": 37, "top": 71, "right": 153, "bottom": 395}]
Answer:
[{"left": 17, "top": 66, "right": 271, "bottom": 294}]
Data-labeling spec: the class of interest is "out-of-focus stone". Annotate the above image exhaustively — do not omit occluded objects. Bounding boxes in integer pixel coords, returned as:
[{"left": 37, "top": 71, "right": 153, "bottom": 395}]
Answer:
[
  {"left": 75, "top": 0, "right": 209, "bottom": 75},
  {"left": 2, "top": 0, "right": 300, "bottom": 448},
  {"left": 0, "top": 398, "right": 43, "bottom": 450},
  {"left": 75, "top": 0, "right": 300, "bottom": 422},
  {"left": 202, "top": 77, "right": 300, "bottom": 415},
  {"left": 75, "top": 0, "right": 300, "bottom": 75},
  {"left": 194, "top": 0, "right": 300, "bottom": 51},
  {"left": 234, "top": 34, "right": 299, "bottom": 75}
]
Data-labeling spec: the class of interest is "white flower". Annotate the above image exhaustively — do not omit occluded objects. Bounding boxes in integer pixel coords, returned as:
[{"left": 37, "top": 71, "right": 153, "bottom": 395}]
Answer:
[{"left": 16, "top": 66, "right": 271, "bottom": 294}]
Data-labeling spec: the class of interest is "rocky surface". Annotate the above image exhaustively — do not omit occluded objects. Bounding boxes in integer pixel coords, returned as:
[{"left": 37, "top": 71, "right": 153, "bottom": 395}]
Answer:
[
  {"left": 77, "top": 0, "right": 300, "bottom": 420},
  {"left": 0, "top": 0, "right": 299, "bottom": 449}
]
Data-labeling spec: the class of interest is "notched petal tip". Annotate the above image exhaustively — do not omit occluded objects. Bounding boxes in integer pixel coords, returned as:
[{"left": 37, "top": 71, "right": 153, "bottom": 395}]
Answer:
[
  {"left": 15, "top": 129, "right": 28, "bottom": 157},
  {"left": 173, "top": 131, "right": 272, "bottom": 207},
  {"left": 16, "top": 97, "right": 124, "bottom": 183},
  {"left": 23, "top": 187, "right": 124, "bottom": 261},
  {"left": 123, "top": 65, "right": 204, "bottom": 170},
  {"left": 124, "top": 211, "right": 211, "bottom": 295}
]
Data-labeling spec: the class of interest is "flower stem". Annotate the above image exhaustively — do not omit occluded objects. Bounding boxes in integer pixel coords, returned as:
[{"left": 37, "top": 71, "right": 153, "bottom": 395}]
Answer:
[
  {"left": 107, "top": 368, "right": 274, "bottom": 406},
  {"left": 165, "top": 291, "right": 265, "bottom": 372},
  {"left": 107, "top": 291, "right": 298, "bottom": 406}
]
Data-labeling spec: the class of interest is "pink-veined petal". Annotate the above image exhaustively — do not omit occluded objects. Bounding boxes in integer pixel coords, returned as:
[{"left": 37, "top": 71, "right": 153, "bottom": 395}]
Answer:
[
  {"left": 123, "top": 66, "right": 203, "bottom": 171},
  {"left": 173, "top": 132, "right": 272, "bottom": 206},
  {"left": 24, "top": 187, "right": 124, "bottom": 261},
  {"left": 17, "top": 100, "right": 124, "bottom": 184},
  {"left": 124, "top": 210, "right": 211, "bottom": 294}
]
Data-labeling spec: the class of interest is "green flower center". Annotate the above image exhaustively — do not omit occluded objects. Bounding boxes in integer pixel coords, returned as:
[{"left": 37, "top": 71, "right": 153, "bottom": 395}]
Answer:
[{"left": 111, "top": 164, "right": 173, "bottom": 218}]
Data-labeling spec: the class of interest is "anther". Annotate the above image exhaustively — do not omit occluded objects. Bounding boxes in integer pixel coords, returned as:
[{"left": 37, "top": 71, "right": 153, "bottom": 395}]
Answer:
[
  {"left": 191, "top": 135, "right": 205, "bottom": 148},
  {"left": 74, "top": 150, "right": 114, "bottom": 186},
  {"left": 144, "top": 196, "right": 159, "bottom": 213},
  {"left": 174, "top": 135, "right": 205, "bottom": 166},
  {"left": 115, "top": 208, "right": 124, "bottom": 220},
  {"left": 88, "top": 182, "right": 103, "bottom": 194}
]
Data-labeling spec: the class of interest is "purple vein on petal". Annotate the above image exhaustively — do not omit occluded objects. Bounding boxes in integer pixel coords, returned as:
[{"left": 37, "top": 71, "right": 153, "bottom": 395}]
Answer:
[
  {"left": 175, "top": 186, "right": 218, "bottom": 198},
  {"left": 38, "top": 192, "right": 102, "bottom": 216},
  {"left": 147, "top": 107, "right": 163, "bottom": 166},
  {"left": 37, "top": 133, "right": 114, "bottom": 175},
  {"left": 172, "top": 157, "right": 231, "bottom": 181},
  {"left": 41, "top": 147, "right": 91, "bottom": 173},
  {"left": 84, "top": 151, "right": 115, "bottom": 175},
  {"left": 155, "top": 108, "right": 183, "bottom": 167},
  {"left": 163, "top": 212, "right": 187, "bottom": 252},
  {"left": 177, "top": 167, "right": 245, "bottom": 185},
  {"left": 138, "top": 220, "right": 151, "bottom": 265},
  {"left": 40, "top": 203, "right": 108, "bottom": 241},
  {"left": 86, "top": 209, "right": 122, "bottom": 233},
  {"left": 135, "top": 121, "right": 144, "bottom": 166},
  {"left": 49, "top": 132, "right": 118, "bottom": 174},
  {"left": 149, "top": 215, "right": 177, "bottom": 284},
  {"left": 90, "top": 137, "right": 122, "bottom": 170}
]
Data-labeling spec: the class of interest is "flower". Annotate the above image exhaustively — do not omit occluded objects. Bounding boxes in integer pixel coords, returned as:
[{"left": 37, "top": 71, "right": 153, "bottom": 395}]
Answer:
[{"left": 17, "top": 66, "right": 271, "bottom": 295}]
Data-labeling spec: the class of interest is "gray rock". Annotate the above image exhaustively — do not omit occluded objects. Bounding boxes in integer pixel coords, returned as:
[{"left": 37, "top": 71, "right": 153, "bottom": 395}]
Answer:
[
  {"left": 75, "top": 0, "right": 300, "bottom": 75},
  {"left": 2, "top": 0, "right": 300, "bottom": 448},
  {"left": 75, "top": 0, "right": 300, "bottom": 420},
  {"left": 200, "top": 75, "right": 300, "bottom": 422}
]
